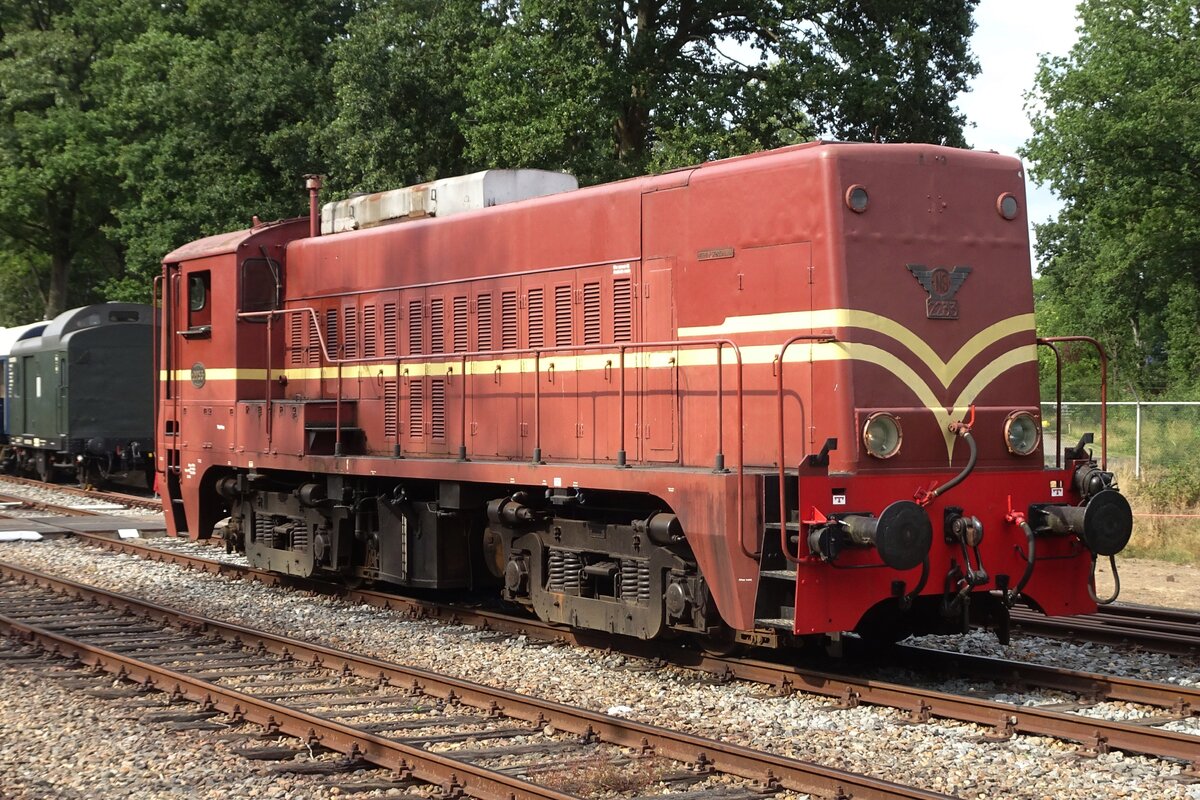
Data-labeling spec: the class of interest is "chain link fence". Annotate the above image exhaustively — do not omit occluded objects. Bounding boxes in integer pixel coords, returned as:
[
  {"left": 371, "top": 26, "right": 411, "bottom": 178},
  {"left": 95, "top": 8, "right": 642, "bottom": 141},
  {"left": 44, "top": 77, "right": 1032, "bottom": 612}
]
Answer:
[
  {"left": 1040, "top": 401, "right": 1200, "bottom": 560},
  {"left": 1040, "top": 401, "right": 1200, "bottom": 480}
]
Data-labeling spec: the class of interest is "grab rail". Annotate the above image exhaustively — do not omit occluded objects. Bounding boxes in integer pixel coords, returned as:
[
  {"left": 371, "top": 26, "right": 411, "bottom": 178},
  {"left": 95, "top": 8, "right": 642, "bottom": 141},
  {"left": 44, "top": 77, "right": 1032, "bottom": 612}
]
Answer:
[
  {"left": 775, "top": 333, "right": 837, "bottom": 563},
  {"left": 1037, "top": 336, "right": 1108, "bottom": 470}
]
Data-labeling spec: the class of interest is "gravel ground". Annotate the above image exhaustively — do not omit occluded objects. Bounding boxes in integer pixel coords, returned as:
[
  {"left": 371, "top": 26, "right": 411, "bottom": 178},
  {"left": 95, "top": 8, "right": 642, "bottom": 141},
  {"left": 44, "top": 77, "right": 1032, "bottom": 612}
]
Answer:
[
  {"left": 0, "top": 647, "right": 416, "bottom": 799},
  {"left": 0, "top": 477, "right": 153, "bottom": 519},
  {"left": 1, "top": 539, "right": 1198, "bottom": 799}
]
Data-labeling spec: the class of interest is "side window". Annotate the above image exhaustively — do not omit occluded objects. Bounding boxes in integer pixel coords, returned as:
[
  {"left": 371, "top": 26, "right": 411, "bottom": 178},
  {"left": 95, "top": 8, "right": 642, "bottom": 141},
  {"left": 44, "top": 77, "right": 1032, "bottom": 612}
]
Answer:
[
  {"left": 188, "top": 271, "right": 211, "bottom": 329},
  {"left": 240, "top": 258, "right": 281, "bottom": 315}
]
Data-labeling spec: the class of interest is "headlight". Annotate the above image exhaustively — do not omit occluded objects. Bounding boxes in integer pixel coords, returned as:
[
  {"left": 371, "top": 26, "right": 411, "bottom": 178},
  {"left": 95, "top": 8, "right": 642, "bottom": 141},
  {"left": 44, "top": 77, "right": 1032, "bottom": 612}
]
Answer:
[
  {"left": 863, "top": 412, "right": 902, "bottom": 459},
  {"left": 1004, "top": 411, "right": 1040, "bottom": 456}
]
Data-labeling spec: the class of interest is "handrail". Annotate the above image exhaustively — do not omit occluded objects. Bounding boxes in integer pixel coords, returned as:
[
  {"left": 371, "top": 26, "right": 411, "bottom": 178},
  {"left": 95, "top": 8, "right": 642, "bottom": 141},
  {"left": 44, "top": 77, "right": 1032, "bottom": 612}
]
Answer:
[
  {"left": 1039, "top": 340, "right": 1063, "bottom": 469},
  {"left": 775, "top": 333, "right": 838, "bottom": 564},
  {"left": 238, "top": 307, "right": 748, "bottom": 556},
  {"left": 151, "top": 273, "right": 162, "bottom": 464},
  {"left": 1037, "top": 336, "right": 1108, "bottom": 470}
]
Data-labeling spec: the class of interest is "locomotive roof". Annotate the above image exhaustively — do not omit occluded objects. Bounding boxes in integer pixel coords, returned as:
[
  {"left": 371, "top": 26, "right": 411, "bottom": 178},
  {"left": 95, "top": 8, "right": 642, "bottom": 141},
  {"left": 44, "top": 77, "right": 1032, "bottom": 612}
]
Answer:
[
  {"left": 0, "top": 322, "right": 49, "bottom": 358},
  {"left": 163, "top": 218, "right": 304, "bottom": 263},
  {"left": 11, "top": 303, "right": 151, "bottom": 353}
]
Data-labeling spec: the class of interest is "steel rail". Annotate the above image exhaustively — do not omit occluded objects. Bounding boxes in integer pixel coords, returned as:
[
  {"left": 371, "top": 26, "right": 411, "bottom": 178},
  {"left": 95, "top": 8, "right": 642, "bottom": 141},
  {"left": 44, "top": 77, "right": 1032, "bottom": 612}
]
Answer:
[
  {"left": 0, "top": 610, "right": 574, "bottom": 799},
  {"left": 0, "top": 492, "right": 100, "bottom": 518},
  {"left": 1010, "top": 607, "right": 1199, "bottom": 656},
  {"left": 893, "top": 645, "right": 1200, "bottom": 715},
  {"left": 0, "top": 559, "right": 950, "bottom": 800},
  {"left": 62, "top": 534, "right": 1200, "bottom": 764},
  {"left": 0, "top": 475, "right": 162, "bottom": 512}
]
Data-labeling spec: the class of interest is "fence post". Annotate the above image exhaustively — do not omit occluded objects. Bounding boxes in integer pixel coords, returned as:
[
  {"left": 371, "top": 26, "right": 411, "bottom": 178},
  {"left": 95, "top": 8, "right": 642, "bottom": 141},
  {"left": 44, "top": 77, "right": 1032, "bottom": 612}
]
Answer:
[{"left": 1135, "top": 401, "right": 1142, "bottom": 480}]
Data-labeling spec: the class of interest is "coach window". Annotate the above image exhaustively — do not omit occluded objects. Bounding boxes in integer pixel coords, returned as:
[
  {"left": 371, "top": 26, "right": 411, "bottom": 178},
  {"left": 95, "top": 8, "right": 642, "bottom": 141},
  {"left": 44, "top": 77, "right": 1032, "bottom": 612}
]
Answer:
[{"left": 187, "top": 271, "right": 211, "bottom": 333}]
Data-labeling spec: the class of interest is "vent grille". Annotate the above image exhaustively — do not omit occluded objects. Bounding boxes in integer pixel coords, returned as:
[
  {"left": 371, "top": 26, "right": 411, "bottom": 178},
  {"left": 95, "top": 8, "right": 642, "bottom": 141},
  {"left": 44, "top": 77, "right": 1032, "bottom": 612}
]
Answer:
[
  {"left": 583, "top": 282, "right": 601, "bottom": 344},
  {"left": 326, "top": 308, "right": 339, "bottom": 358},
  {"left": 476, "top": 294, "right": 492, "bottom": 352},
  {"left": 289, "top": 313, "right": 302, "bottom": 364},
  {"left": 382, "top": 303, "right": 398, "bottom": 357},
  {"left": 343, "top": 306, "right": 358, "bottom": 359},
  {"left": 363, "top": 304, "right": 377, "bottom": 358},
  {"left": 408, "top": 299, "right": 422, "bottom": 355},
  {"left": 430, "top": 378, "right": 446, "bottom": 440},
  {"left": 555, "top": 285, "right": 572, "bottom": 346},
  {"left": 613, "top": 278, "right": 632, "bottom": 342},
  {"left": 430, "top": 297, "right": 444, "bottom": 354},
  {"left": 453, "top": 296, "right": 468, "bottom": 353},
  {"left": 409, "top": 378, "right": 423, "bottom": 438},
  {"left": 383, "top": 379, "right": 398, "bottom": 439},
  {"left": 501, "top": 291, "right": 517, "bottom": 350},
  {"left": 528, "top": 287, "right": 544, "bottom": 349}
]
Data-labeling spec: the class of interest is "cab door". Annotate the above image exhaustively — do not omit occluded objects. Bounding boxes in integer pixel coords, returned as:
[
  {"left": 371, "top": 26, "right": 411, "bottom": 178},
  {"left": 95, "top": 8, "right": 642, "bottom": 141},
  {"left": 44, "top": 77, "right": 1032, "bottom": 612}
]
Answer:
[{"left": 641, "top": 258, "right": 678, "bottom": 463}]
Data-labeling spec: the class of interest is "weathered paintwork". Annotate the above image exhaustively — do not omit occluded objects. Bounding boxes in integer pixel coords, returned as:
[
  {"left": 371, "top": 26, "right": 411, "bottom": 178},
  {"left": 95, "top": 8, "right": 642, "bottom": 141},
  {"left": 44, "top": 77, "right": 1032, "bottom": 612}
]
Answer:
[{"left": 158, "top": 142, "right": 1106, "bottom": 636}]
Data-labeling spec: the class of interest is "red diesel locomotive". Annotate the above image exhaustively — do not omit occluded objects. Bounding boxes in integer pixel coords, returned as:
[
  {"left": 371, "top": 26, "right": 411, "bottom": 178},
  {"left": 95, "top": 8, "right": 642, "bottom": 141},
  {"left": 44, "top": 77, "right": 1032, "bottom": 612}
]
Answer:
[{"left": 156, "top": 142, "right": 1132, "bottom": 648}]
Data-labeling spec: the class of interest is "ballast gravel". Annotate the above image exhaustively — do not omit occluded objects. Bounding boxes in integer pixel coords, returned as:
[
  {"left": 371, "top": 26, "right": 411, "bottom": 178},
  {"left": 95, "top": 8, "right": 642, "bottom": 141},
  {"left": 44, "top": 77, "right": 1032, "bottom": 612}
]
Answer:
[
  {"left": 0, "top": 477, "right": 154, "bottom": 518},
  {"left": 1, "top": 538, "right": 1199, "bottom": 800}
]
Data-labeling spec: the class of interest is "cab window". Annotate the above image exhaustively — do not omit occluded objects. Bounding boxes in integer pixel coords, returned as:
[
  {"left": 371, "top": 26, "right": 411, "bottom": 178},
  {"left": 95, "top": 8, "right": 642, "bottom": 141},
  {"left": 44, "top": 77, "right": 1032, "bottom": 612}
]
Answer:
[{"left": 188, "top": 271, "right": 211, "bottom": 328}]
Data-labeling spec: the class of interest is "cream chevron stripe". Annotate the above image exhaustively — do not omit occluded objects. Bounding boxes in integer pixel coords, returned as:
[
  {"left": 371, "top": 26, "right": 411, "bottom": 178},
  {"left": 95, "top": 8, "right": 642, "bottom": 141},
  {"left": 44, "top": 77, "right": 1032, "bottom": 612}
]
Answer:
[{"left": 678, "top": 310, "right": 1036, "bottom": 388}]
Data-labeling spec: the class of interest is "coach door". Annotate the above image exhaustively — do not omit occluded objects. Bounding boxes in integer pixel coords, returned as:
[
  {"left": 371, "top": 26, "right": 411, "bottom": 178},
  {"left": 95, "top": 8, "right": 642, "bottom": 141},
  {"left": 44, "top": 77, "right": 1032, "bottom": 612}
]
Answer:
[{"left": 641, "top": 258, "right": 679, "bottom": 463}]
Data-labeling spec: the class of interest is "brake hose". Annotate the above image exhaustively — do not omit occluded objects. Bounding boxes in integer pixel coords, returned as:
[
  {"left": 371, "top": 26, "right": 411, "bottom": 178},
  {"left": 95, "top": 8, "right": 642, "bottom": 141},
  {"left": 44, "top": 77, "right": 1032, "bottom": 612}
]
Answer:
[
  {"left": 916, "top": 415, "right": 978, "bottom": 507},
  {"left": 1088, "top": 553, "right": 1121, "bottom": 604},
  {"left": 1006, "top": 519, "right": 1036, "bottom": 607}
]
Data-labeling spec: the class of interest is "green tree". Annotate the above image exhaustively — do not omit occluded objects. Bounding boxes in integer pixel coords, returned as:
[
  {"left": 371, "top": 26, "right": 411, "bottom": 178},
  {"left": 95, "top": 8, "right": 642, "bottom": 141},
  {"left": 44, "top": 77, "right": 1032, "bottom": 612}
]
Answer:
[
  {"left": 331, "top": 0, "right": 980, "bottom": 189},
  {"left": 464, "top": 0, "right": 979, "bottom": 181},
  {"left": 1024, "top": 0, "right": 1200, "bottom": 397},
  {"left": 95, "top": 0, "right": 349, "bottom": 298},
  {"left": 325, "top": 0, "right": 497, "bottom": 193},
  {"left": 0, "top": 0, "right": 136, "bottom": 321}
]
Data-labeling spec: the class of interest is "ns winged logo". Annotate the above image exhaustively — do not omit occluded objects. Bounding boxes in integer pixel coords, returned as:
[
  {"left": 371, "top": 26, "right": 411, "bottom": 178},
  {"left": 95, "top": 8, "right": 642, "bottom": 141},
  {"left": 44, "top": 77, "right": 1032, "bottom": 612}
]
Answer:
[{"left": 906, "top": 264, "right": 972, "bottom": 319}]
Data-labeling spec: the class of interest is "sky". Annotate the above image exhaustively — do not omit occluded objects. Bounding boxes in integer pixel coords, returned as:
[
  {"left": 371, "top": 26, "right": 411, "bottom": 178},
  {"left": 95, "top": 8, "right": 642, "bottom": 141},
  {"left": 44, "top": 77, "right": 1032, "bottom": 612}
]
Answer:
[{"left": 956, "top": 1, "right": 1084, "bottom": 268}]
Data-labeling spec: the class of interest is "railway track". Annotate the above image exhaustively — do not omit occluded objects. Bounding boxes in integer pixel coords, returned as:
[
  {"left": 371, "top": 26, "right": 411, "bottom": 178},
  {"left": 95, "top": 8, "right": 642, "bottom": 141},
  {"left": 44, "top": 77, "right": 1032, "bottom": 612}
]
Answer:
[
  {"left": 0, "top": 491, "right": 100, "bottom": 518},
  {"left": 0, "top": 474, "right": 162, "bottom": 513},
  {"left": 0, "top": 559, "right": 946, "bottom": 800},
  {"left": 62, "top": 533, "right": 1200, "bottom": 767},
  {"left": 1012, "top": 604, "right": 1200, "bottom": 656}
]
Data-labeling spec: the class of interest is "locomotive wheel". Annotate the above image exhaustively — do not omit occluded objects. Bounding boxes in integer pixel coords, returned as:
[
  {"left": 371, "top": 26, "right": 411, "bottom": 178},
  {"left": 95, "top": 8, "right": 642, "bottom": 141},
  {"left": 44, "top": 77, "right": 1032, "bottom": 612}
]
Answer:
[
  {"left": 34, "top": 452, "right": 52, "bottom": 484},
  {"left": 81, "top": 460, "right": 106, "bottom": 489}
]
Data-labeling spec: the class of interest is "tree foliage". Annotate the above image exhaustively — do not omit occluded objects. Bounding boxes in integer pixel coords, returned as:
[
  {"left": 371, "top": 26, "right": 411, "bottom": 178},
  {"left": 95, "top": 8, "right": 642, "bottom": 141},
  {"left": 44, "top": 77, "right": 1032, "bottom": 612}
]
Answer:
[
  {"left": 0, "top": 0, "right": 980, "bottom": 319},
  {"left": 1023, "top": 0, "right": 1200, "bottom": 397},
  {"left": 0, "top": 0, "right": 132, "bottom": 321},
  {"left": 332, "top": 0, "right": 981, "bottom": 187}
]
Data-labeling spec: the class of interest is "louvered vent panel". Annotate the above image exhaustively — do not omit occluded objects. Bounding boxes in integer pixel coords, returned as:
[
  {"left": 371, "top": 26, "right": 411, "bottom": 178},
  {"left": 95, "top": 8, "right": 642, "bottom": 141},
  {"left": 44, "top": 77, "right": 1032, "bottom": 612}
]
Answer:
[
  {"left": 343, "top": 306, "right": 358, "bottom": 359},
  {"left": 408, "top": 300, "right": 422, "bottom": 354},
  {"left": 383, "top": 380, "right": 398, "bottom": 439},
  {"left": 362, "top": 304, "right": 377, "bottom": 358},
  {"left": 555, "top": 285, "right": 571, "bottom": 346},
  {"left": 430, "top": 298, "right": 445, "bottom": 354},
  {"left": 453, "top": 297, "right": 468, "bottom": 352},
  {"left": 528, "top": 288, "right": 544, "bottom": 348},
  {"left": 409, "top": 378, "right": 424, "bottom": 438},
  {"left": 326, "top": 308, "right": 339, "bottom": 357},
  {"left": 289, "top": 313, "right": 302, "bottom": 364},
  {"left": 430, "top": 378, "right": 446, "bottom": 440},
  {"left": 382, "top": 303, "right": 398, "bottom": 357},
  {"left": 476, "top": 294, "right": 493, "bottom": 351},
  {"left": 501, "top": 291, "right": 517, "bottom": 349},
  {"left": 308, "top": 314, "right": 321, "bottom": 364},
  {"left": 613, "top": 278, "right": 632, "bottom": 342},
  {"left": 583, "top": 282, "right": 601, "bottom": 344}
]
